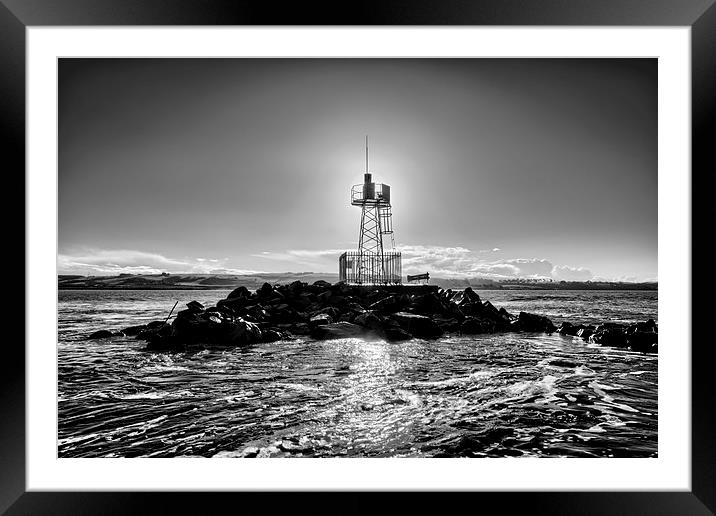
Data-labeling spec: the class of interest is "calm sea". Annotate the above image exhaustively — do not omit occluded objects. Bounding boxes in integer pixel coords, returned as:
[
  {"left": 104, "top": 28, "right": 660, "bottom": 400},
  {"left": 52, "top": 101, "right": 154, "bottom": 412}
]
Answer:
[{"left": 58, "top": 289, "right": 657, "bottom": 458}]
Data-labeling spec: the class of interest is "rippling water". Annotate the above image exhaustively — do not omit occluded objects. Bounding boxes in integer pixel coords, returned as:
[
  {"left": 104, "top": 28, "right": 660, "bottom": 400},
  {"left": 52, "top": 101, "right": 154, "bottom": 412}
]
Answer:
[{"left": 58, "top": 289, "right": 657, "bottom": 458}]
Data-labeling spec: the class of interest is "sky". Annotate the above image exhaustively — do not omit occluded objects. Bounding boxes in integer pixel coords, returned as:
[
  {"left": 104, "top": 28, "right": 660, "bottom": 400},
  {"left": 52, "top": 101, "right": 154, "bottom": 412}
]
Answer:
[{"left": 58, "top": 58, "right": 657, "bottom": 282}]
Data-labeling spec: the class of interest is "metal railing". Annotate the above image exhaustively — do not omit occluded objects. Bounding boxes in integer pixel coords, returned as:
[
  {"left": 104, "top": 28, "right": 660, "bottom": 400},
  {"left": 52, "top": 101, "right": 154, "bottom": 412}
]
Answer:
[
  {"left": 339, "top": 251, "right": 402, "bottom": 285},
  {"left": 351, "top": 183, "right": 391, "bottom": 206}
]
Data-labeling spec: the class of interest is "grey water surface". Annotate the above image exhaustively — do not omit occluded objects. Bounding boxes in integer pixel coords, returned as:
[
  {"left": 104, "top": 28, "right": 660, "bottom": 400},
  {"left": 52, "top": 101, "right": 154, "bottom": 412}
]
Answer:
[{"left": 58, "top": 289, "right": 657, "bottom": 458}]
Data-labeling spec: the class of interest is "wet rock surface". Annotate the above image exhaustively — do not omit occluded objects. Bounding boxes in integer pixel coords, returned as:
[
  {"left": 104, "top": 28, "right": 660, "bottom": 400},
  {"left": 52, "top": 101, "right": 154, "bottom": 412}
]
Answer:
[{"left": 87, "top": 282, "right": 658, "bottom": 353}]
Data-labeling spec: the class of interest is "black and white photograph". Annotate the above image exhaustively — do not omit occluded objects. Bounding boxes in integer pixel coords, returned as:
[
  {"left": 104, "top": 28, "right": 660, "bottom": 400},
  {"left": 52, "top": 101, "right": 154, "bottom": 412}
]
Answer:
[{"left": 57, "top": 57, "right": 658, "bottom": 459}]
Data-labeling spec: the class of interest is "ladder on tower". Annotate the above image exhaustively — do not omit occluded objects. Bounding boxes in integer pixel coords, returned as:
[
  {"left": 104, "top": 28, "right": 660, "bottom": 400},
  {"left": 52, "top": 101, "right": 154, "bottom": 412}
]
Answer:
[{"left": 379, "top": 206, "right": 396, "bottom": 249}]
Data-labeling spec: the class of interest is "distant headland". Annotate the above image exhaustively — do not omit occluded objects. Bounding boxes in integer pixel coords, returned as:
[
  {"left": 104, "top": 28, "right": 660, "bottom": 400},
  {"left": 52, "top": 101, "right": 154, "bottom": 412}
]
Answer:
[{"left": 58, "top": 273, "right": 657, "bottom": 291}]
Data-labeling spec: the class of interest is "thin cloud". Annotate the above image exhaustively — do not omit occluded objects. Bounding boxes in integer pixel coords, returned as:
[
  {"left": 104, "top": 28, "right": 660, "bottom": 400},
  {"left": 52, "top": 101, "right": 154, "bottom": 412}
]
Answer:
[{"left": 58, "top": 249, "right": 261, "bottom": 275}]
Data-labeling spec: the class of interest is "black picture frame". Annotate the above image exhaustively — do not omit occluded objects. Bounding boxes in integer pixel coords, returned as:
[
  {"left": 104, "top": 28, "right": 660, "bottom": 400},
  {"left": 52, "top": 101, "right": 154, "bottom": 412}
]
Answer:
[{"left": 4, "top": 0, "right": 711, "bottom": 514}]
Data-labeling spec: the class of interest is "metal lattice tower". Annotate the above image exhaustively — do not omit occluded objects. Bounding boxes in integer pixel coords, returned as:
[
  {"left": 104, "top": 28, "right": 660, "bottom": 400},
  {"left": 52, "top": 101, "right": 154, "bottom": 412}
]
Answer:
[{"left": 338, "top": 137, "right": 402, "bottom": 285}]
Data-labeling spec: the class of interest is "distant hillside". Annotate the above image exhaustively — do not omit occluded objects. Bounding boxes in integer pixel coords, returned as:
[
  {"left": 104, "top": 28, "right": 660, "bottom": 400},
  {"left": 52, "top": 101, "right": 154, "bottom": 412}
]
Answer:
[
  {"left": 58, "top": 272, "right": 339, "bottom": 290},
  {"left": 58, "top": 273, "right": 656, "bottom": 291}
]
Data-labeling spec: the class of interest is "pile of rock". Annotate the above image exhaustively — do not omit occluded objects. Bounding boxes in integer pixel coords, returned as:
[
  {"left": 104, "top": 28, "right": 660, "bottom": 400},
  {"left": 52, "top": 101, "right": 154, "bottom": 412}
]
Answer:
[
  {"left": 86, "top": 281, "right": 656, "bottom": 354},
  {"left": 557, "top": 318, "right": 658, "bottom": 353}
]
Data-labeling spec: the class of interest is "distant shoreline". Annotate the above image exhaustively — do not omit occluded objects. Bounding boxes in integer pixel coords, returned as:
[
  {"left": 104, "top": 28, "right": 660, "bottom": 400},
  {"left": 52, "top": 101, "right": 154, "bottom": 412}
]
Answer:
[{"left": 58, "top": 273, "right": 657, "bottom": 291}]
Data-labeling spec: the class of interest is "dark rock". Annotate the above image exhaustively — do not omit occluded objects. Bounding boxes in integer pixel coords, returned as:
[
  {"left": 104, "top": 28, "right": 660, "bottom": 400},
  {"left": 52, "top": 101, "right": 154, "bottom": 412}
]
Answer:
[
  {"left": 577, "top": 327, "right": 594, "bottom": 339},
  {"left": 88, "top": 330, "right": 113, "bottom": 339},
  {"left": 170, "top": 310, "right": 262, "bottom": 346},
  {"left": 353, "top": 311, "right": 385, "bottom": 332},
  {"left": 557, "top": 322, "right": 578, "bottom": 336},
  {"left": 268, "top": 304, "right": 302, "bottom": 324},
  {"left": 482, "top": 300, "right": 500, "bottom": 316},
  {"left": 594, "top": 322, "right": 626, "bottom": 333},
  {"left": 265, "top": 291, "right": 286, "bottom": 305},
  {"left": 450, "top": 287, "right": 481, "bottom": 306},
  {"left": 409, "top": 293, "right": 449, "bottom": 317},
  {"left": 382, "top": 326, "right": 413, "bottom": 341},
  {"left": 312, "top": 280, "right": 332, "bottom": 289},
  {"left": 338, "top": 313, "right": 354, "bottom": 323},
  {"left": 145, "top": 333, "right": 184, "bottom": 352},
  {"left": 513, "top": 312, "right": 557, "bottom": 333},
  {"left": 143, "top": 323, "right": 179, "bottom": 350},
  {"left": 217, "top": 296, "right": 250, "bottom": 313},
  {"left": 226, "top": 286, "right": 251, "bottom": 300},
  {"left": 316, "top": 291, "right": 332, "bottom": 303},
  {"left": 121, "top": 324, "right": 147, "bottom": 336},
  {"left": 330, "top": 282, "right": 354, "bottom": 296},
  {"left": 460, "top": 317, "right": 496, "bottom": 334},
  {"left": 186, "top": 300, "right": 205, "bottom": 313},
  {"left": 310, "top": 322, "right": 369, "bottom": 340},
  {"left": 628, "top": 319, "right": 658, "bottom": 334},
  {"left": 589, "top": 328, "right": 628, "bottom": 348},
  {"left": 204, "top": 315, "right": 263, "bottom": 346},
  {"left": 261, "top": 329, "right": 284, "bottom": 343},
  {"left": 288, "top": 280, "right": 305, "bottom": 294},
  {"left": 498, "top": 307, "right": 513, "bottom": 320},
  {"left": 327, "top": 295, "right": 349, "bottom": 308},
  {"left": 290, "top": 323, "right": 312, "bottom": 335},
  {"left": 137, "top": 322, "right": 172, "bottom": 341},
  {"left": 368, "top": 295, "right": 403, "bottom": 314},
  {"left": 309, "top": 313, "right": 332, "bottom": 326},
  {"left": 434, "top": 316, "right": 461, "bottom": 332},
  {"left": 312, "top": 306, "right": 341, "bottom": 321},
  {"left": 549, "top": 359, "right": 579, "bottom": 368},
  {"left": 171, "top": 311, "right": 209, "bottom": 344},
  {"left": 391, "top": 312, "right": 443, "bottom": 339},
  {"left": 627, "top": 331, "right": 658, "bottom": 352}
]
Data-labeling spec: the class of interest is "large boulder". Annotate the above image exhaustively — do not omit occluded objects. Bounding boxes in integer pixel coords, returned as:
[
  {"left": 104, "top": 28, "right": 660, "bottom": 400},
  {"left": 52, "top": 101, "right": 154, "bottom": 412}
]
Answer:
[
  {"left": 558, "top": 322, "right": 594, "bottom": 337},
  {"left": 408, "top": 293, "right": 449, "bottom": 317},
  {"left": 391, "top": 312, "right": 443, "bottom": 339},
  {"left": 261, "top": 329, "right": 285, "bottom": 343},
  {"left": 216, "top": 296, "right": 251, "bottom": 314},
  {"left": 88, "top": 329, "right": 114, "bottom": 339},
  {"left": 171, "top": 310, "right": 262, "bottom": 346},
  {"left": 627, "top": 319, "right": 658, "bottom": 335},
  {"left": 226, "top": 286, "right": 251, "bottom": 300},
  {"left": 121, "top": 324, "right": 147, "bottom": 336},
  {"left": 433, "top": 316, "right": 461, "bottom": 333},
  {"left": 589, "top": 328, "right": 628, "bottom": 348},
  {"left": 186, "top": 300, "right": 205, "bottom": 313},
  {"left": 626, "top": 331, "right": 658, "bottom": 353},
  {"left": 204, "top": 315, "right": 262, "bottom": 345},
  {"left": 142, "top": 323, "right": 178, "bottom": 351},
  {"left": 460, "top": 317, "right": 496, "bottom": 335},
  {"left": 353, "top": 311, "right": 385, "bottom": 331},
  {"left": 368, "top": 295, "right": 403, "bottom": 314},
  {"left": 382, "top": 326, "right": 413, "bottom": 341},
  {"left": 449, "top": 287, "right": 481, "bottom": 307},
  {"left": 309, "top": 313, "right": 333, "bottom": 327},
  {"left": 290, "top": 322, "right": 312, "bottom": 335},
  {"left": 512, "top": 312, "right": 557, "bottom": 333},
  {"left": 287, "top": 280, "right": 306, "bottom": 295},
  {"left": 310, "top": 322, "right": 369, "bottom": 340},
  {"left": 557, "top": 322, "right": 579, "bottom": 336},
  {"left": 268, "top": 304, "right": 302, "bottom": 324},
  {"left": 171, "top": 310, "right": 209, "bottom": 344}
]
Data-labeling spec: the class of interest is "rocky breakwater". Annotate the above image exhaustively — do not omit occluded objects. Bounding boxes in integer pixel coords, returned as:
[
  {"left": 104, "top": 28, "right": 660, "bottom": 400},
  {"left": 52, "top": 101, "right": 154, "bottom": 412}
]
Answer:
[
  {"left": 556, "top": 319, "right": 658, "bottom": 353},
  {"left": 86, "top": 281, "right": 657, "bottom": 354}
]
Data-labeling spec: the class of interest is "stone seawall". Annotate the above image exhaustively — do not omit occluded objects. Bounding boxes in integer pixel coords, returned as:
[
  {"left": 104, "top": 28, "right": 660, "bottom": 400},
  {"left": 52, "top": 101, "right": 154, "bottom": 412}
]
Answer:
[{"left": 87, "top": 280, "right": 657, "bottom": 354}]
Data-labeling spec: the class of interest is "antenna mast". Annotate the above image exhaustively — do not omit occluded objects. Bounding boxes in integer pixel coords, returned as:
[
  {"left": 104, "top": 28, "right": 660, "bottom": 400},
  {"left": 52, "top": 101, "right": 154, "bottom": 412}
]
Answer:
[{"left": 365, "top": 135, "right": 368, "bottom": 174}]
